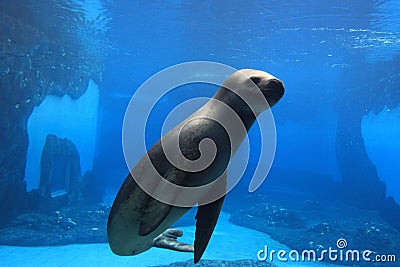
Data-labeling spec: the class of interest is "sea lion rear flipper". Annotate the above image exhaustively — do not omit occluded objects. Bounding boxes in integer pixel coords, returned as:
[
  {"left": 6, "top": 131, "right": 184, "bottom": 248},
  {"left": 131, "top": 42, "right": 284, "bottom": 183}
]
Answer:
[
  {"left": 153, "top": 228, "right": 194, "bottom": 252},
  {"left": 194, "top": 172, "right": 227, "bottom": 263},
  {"left": 139, "top": 169, "right": 186, "bottom": 236}
]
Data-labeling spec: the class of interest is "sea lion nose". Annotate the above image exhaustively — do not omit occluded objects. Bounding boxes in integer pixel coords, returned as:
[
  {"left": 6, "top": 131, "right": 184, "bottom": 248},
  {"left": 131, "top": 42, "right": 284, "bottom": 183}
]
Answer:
[
  {"left": 270, "top": 78, "right": 284, "bottom": 94},
  {"left": 265, "top": 78, "right": 284, "bottom": 106}
]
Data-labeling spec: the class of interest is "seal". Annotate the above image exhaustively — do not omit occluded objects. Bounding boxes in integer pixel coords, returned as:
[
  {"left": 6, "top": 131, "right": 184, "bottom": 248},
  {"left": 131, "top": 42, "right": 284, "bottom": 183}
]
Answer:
[{"left": 107, "top": 69, "right": 284, "bottom": 263}]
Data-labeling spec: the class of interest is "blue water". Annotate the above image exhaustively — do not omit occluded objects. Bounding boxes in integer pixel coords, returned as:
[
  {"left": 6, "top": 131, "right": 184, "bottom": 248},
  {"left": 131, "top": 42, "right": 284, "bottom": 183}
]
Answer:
[
  {"left": 1, "top": 0, "right": 399, "bottom": 266},
  {"left": 98, "top": 0, "right": 400, "bottom": 199}
]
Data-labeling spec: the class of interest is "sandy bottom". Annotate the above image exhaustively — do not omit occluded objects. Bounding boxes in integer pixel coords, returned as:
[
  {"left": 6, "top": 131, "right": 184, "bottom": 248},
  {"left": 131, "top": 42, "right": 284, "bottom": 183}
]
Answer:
[{"left": 0, "top": 212, "right": 341, "bottom": 267}]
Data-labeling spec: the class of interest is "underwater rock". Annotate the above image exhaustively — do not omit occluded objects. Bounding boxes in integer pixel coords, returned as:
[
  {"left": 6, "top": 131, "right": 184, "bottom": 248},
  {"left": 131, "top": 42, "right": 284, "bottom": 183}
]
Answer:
[
  {"left": 152, "top": 259, "right": 276, "bottom": 267},
  {"left": 333, "top": 58, "right": 400, "bottom": 234},
  {"left": 379, "top": 197, "right": 400, "bottom": 232},
  {"left": 353, "top": 222, "right": 394, "bottom": 248},
  {"left": 302, "top": 199, "right": 323, "bottom": 210},
  {"left": 39, "top": 134, "right": 80, "bottom": 203},
  {"left": 0, "top": 0, "right": 104, "bottom": 226},
  {"left": 0, "top": 204, "right": 109, "bottom": 246},
  {"left": 26, "top": 80, "right": 100, "bottom": 192},
  {"left": 336, "top": 109, "right": 387, "bottom": 210},
  {"left": 229, "top": 192, "right": 400, "bottom": 266}
]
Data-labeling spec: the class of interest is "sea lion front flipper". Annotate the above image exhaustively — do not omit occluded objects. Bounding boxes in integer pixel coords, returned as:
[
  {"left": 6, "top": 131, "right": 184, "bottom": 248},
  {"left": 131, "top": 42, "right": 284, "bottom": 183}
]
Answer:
[
  {"left": 153, "top": 228, "right": 194, "bottom": 252},
  {"left": 194, "top": 172, "right": 227, "bottom": 263},
  {"left": 139, "top": 169, "right": 186, "bottom": 236}
]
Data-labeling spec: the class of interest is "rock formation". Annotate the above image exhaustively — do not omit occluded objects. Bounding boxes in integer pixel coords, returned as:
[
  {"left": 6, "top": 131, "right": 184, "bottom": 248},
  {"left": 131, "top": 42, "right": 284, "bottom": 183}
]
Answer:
[
  {"left": 0, "top": 0, "right": 104, "bottom": 226},
  {"left": 39, "top": 134, "right": 81, "bottom": 203},
  {"left": 335, "top": 56, "right": 400, "bottom": 230}
]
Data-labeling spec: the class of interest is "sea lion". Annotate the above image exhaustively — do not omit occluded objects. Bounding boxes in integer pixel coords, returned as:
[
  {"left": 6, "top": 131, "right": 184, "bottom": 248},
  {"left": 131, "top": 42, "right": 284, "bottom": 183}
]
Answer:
[{"left": 107, "top": 69, "right": 284, "bottom": 263}]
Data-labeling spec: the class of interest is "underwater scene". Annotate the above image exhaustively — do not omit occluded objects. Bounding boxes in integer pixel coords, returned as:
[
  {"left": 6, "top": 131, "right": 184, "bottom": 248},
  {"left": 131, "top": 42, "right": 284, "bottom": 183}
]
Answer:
[{"left": 0, "top": 0, "right": 399, "bottom": 266}]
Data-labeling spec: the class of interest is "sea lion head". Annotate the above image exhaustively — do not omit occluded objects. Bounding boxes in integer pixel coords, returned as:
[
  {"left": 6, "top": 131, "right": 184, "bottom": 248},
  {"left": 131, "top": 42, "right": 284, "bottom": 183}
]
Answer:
[{"left": 221, "top": 69, "right": 284, "bottom": 113}]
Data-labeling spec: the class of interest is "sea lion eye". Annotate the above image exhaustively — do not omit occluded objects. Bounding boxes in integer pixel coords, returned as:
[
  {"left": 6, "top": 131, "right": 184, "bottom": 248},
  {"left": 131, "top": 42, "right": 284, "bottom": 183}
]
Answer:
[{"left": 250, "top": 76, "right": 262, "bottom": 84}]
